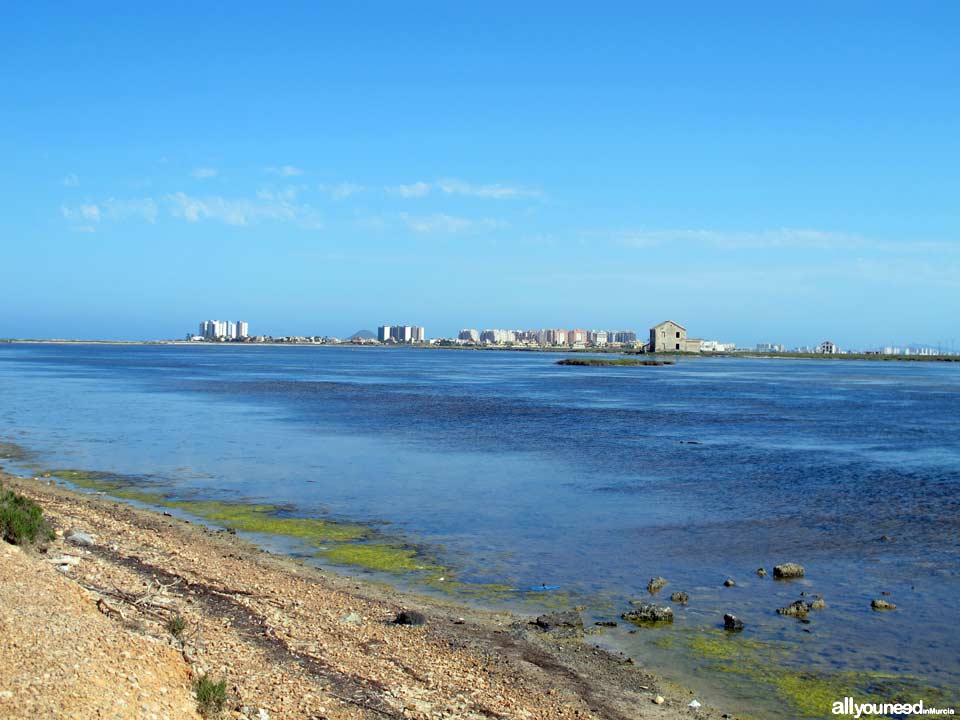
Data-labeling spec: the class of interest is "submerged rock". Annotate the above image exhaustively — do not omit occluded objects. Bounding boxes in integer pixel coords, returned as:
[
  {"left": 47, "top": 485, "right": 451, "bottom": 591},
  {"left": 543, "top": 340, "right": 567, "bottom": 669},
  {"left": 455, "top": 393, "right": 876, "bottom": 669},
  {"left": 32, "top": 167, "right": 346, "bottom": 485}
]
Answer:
[
  {"left": 773, "top": 563, "right": 805, "bottom": 579},
  {"left": 810, "top": 598, "right": 826, "bottom": 611},
  {"left": 776, "top": 600, "right": 812, "bottom": 618},
  {"left": 756, "top": 568, "right": 767, "bottom": 577},
  {"left": 534, "top": 610, "right": 583, "bottom": 633},
  {"left": 393, "top": 609, "right": 427, "bottom": 626},
  {"left": 871, "top": 599, "right": 896, "bottom": 611},
  {"left": 622, "top": 603, "right": 674, "bottom": 625},
  {"left": 647, "top": 577, "right": 668, "bottom": 594},
  {"left": 723, "top": 578, "right": 736, "bottom": 587},
  {"left": 723, "top": 613, "right": 744, "bottom": 631},
  {"left": 669, "top": 591, "right": 689, "bottom": 605}
]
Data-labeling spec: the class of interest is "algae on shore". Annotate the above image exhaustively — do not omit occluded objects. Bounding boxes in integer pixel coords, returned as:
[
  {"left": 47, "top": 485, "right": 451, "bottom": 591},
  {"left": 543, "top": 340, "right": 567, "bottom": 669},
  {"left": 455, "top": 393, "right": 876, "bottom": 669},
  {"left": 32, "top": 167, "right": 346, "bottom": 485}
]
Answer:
[{"left": 681, "top": 628, "right": 957, "bottom": 718}]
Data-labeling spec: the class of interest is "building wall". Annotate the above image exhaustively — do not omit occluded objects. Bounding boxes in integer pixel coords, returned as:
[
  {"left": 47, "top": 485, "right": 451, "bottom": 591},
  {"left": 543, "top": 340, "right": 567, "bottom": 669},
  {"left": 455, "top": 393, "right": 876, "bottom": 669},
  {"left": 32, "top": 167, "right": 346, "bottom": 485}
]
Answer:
[{"left": 650, "top": 321, "right": 688, "bottom": 352}]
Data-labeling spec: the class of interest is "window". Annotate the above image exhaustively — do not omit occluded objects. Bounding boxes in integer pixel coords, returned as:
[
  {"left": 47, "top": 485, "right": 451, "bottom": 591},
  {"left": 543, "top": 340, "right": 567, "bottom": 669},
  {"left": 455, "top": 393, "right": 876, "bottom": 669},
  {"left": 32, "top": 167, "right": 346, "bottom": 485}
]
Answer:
[
  {"left": 675, "top": 343, "right": 680, "bottom": 350},
  {"left": 676, "top": 331, "right": 680, "bottom": 338}
]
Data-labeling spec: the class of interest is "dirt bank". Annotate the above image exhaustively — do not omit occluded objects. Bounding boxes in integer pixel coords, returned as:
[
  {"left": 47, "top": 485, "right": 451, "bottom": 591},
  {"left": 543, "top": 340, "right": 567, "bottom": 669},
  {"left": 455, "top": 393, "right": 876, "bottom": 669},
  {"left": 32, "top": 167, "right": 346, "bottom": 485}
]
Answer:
[{"left": 0, "top": 472, "right": 731, "bottom": 720}]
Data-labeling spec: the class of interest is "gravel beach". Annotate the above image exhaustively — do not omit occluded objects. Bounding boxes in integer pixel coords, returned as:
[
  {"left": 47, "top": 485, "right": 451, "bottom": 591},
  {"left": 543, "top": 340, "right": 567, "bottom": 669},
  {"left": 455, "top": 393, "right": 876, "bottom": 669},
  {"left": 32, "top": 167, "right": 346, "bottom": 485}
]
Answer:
[{"left": 0, "top": 472, "right": 730, "bottom": 720}]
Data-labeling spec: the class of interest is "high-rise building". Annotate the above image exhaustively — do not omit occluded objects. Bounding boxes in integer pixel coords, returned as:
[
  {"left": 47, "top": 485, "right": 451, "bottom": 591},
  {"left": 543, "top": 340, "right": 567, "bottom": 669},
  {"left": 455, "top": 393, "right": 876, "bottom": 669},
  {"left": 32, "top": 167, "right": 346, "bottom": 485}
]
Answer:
[
  {"left": 378, "top": 325, "right": 423, "bottom": 343},
  {"left": 411, "top": 326, "right": 425, "bottom": 343},
  {"left": 378, "top": 326, "right": 393, "bottom": 342},
  {"left": 458, "top": 329, "right": 479, "bottom": 342},
  {"left": 237, "top": 321, "right": 249, "bottom": 339}
]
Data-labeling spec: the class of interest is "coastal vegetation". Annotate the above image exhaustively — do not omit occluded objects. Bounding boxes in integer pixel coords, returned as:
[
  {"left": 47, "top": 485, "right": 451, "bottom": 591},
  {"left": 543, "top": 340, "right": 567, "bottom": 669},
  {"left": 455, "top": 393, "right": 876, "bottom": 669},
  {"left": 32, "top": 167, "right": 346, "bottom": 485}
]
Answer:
[
  {"left": 0, "top": 484, "right": 53, "bottom": 546},
  {"left": 556, "top": 357, "right": 674, "bottom": 366},
  {"left": 193, "top": 674, "right": 227, "bottom": 717}
]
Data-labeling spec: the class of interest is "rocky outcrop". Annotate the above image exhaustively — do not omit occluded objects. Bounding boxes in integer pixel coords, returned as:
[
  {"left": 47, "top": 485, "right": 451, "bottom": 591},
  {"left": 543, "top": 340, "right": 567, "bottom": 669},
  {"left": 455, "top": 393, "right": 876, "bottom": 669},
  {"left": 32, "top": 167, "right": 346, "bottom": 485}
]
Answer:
[
  {"left": 773, "top": 563, "right": 805, "bottom": 579},
  {"left": 534, "top": 610, "right": 583, "bottom": 634},
  {"left": 776, "top": 600, "right": 812, "bottom": 618},
  {"left": 669, "top": 591, "right": 689, "bottom": 605},
  {"left": 647, "top": 577, "right": 668, "bottom": 594},
  {"left": 871, "top": 599, "right": 896, "bottom": 611},
  {"left": 622, "top": 603, "right": 674, "bottom": 625},
  {"left": 723, "top": 613, "right": 744, "bottom": 631}
]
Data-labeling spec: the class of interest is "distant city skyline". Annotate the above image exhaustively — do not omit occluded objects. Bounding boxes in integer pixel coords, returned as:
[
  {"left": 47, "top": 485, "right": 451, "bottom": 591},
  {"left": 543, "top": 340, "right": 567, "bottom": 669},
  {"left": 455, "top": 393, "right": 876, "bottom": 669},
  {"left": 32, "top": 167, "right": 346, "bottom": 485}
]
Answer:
[{"left": 2, "top": 4, "right": 957, "bottom": 347}]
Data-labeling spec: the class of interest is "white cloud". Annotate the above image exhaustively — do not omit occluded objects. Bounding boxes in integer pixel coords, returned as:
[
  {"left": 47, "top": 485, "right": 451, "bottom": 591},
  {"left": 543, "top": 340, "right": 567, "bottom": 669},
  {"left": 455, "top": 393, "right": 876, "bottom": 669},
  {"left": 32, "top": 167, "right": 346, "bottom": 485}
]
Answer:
[
  {"left": 401, "top": 213, "right": 505, "bottom": 234},
  {"left": 61, "top": 204, "right": 101, "bottom": 223},
  {"left": 319, "top": 182, "right": 363, "bottom": 200},
  {"left": 192, "top": 167, "right": 218, "bottom": 179},
  {"left": 436, "top": 178, "right": 542, "bottom": 199},
  {"left": 61, "top": 198, "right": 159, "bottom": 227},
  {"left": 166, "top": 191, "right": 320, "bottom": 228},
  {"left": 388, "top": 181, "right": 431, "bottom": 198},
  {"left": 388, "top": 179, "right": 542, "bottom": 199},
  {"left": 62, "top": 174, "right": 79, "bottom": 187},
  {"left": 265, "top": 165, "right": 304, "bottom": 177}
]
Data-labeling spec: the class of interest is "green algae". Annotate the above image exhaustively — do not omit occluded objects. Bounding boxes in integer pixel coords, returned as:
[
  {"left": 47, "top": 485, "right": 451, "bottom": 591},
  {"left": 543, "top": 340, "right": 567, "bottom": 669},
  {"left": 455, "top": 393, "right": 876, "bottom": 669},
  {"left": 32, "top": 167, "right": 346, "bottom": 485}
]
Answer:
[
  {"left": 317, "top": 541, "right": 442, "bottom": 574},
  {"left": 678, "top": 628, "right": 956, "bottom": 718},
  {"left": 163, "top": 500, "right": 369, "bottom": 543},
  {"left": 47, "top": 469, "right": 369, "bottom": 543}
]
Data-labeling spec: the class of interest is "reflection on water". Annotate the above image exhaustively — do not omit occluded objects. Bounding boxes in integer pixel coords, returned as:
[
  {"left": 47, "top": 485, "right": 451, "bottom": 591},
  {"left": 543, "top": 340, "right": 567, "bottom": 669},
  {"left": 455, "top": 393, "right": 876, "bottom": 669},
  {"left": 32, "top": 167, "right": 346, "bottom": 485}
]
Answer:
[{"left": 1, "top": 344, "right": 958, "bottom": 716}]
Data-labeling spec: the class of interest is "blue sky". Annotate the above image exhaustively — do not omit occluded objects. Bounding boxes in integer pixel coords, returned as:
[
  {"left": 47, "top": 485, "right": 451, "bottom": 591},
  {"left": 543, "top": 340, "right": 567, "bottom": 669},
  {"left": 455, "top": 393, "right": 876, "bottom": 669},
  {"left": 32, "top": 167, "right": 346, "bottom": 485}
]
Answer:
[{"left": 2, "top": 2, "right": 958, "bottom": 348}]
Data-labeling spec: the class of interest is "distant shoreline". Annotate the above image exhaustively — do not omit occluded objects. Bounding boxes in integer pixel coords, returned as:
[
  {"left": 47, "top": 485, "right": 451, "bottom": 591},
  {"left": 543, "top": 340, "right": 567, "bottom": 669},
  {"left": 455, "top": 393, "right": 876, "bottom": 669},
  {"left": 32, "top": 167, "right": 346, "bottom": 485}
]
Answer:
[{"left": 1, "top": 338, "right": 958, "bottom": 362}]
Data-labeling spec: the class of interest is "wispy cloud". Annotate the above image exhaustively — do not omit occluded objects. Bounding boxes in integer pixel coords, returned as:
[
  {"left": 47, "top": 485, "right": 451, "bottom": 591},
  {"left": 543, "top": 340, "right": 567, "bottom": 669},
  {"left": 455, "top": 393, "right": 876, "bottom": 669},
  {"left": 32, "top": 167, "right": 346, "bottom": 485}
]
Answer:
[
  {"left": 388, "top": 181, "right": 431, "bottom": 198},
  {"left": 436, "top": 178, "right": 542, "bottom": 199},
  {"left": 62, "top": 174, "right": 79, "bottom": 187},
  {"left": 192, "top": 167, "right": 218, "bottom": 179},
  {"left": 167, "top": 190, "right": 321, "bottom": 228},
  {"left": 401, "top": 213, "right": 505, "bottom": 234},
  {"left": 388, "top": 179, "right": 542, "bottom": 199},
  {"left": 61, "top": 204, "right": 101, "bottom": 224},
  {"left": 265, "top": 165, "right": 304, "bottom": 177},
  {"left": 61, "top": 198, "right": 160, "bottom": 229},
  {"left": 319, "top": 182, "right": 364, "bottom": 200}
]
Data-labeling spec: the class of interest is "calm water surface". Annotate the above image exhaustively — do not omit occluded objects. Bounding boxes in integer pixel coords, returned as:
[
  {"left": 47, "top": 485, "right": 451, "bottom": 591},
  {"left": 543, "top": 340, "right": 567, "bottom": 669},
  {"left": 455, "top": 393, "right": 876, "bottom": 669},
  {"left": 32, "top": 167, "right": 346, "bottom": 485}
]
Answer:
[{"left": 1, "top": 343, "right": 958, "bottom": 716}]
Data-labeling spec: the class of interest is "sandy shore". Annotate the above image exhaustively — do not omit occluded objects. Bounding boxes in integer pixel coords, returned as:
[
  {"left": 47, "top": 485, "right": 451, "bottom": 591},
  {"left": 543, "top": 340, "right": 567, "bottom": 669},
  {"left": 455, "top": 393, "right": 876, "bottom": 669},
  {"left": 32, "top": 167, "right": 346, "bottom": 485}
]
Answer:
[{"left": 0, "top": 472, "right": 732, "bottom": 720}]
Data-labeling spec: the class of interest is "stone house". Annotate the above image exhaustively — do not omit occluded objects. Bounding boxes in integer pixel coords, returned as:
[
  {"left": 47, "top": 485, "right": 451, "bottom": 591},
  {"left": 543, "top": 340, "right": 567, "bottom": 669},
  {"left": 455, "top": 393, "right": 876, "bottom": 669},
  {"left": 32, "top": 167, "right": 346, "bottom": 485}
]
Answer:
[{"left": 649, "top": 320, "right": 702, "bottom": 353}]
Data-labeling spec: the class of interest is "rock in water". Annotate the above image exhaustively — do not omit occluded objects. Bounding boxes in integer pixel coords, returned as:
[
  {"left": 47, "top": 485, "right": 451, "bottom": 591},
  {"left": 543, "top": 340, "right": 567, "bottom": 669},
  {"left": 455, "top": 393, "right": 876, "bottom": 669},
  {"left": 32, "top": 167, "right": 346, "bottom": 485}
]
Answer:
[
  {"left": 810, "top": 598, "right": 826, "bottom": 611},
  {"left": 723, "top": 613, "right": 744, "bottom": 631},
  {"left": 622, "top": 603, "right": 674, "bottom": 625},
  {"left": 393, "top": 609, "right": 427, "bottom": 626},
  {"left": 773, "top": 563, "right": 805, "bottom": 579},
  {"left": 723, "top": 578, "right": 736, "bottom": 587},
  {"left": 647, "top": 576, "right": 668, "bottom": 594},
  {"left": 871, "top": 599, "right": 896, "bottom": 611},
  {"left": 669, "top": 591, "right": 689, "bottom": 605},
  {"left": 776, "top": 600, "right": 812, "bottom": 618},
  {"left": 534, "top": 610, "right": 584, "bottom": 633},
  {"left": 756, "top": 567, "right": 767, "bottom": 577}
]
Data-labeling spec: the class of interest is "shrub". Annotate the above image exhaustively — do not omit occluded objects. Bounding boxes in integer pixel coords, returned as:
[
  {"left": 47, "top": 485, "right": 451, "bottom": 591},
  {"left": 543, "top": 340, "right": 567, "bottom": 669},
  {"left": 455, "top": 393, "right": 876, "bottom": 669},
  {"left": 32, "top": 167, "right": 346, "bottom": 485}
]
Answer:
[
  {"left": 0, "top": 486, "right": 53, "bottom": 546},
  {"left": 194, "top": 674, "right": 227, "bottom": 717},
  {"left": 166, "top": 614, "right": 187, "bottom": 640}
]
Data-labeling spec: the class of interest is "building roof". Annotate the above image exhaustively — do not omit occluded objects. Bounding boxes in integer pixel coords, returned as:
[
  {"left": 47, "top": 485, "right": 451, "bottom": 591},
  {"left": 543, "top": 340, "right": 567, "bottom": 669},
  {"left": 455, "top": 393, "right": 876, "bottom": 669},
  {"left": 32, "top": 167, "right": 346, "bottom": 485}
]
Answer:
[{"left": 651, "top": 320, "right": 686, "bottom": 331}]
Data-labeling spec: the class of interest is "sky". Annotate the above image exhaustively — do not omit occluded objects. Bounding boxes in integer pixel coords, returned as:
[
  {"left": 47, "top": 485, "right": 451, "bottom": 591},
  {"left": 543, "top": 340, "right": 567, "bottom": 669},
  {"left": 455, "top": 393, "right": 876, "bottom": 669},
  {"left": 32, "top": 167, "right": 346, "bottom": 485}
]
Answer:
[{"left": 2, "top": 2, "right": 958, "bottom": 348}]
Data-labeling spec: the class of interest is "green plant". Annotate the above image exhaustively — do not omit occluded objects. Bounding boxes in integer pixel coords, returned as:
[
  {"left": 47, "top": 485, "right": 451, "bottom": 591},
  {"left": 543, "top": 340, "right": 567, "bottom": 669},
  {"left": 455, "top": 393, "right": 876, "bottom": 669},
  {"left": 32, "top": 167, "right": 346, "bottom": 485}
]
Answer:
[
  {"left": 194, "top": 674, "right": 227, "bottom": 717},
  {"left": 0, "top": 486, "right": 53, "bottom": 546},
  {"left": 165, "top": 614, "right": 187, "bottom": 640}
]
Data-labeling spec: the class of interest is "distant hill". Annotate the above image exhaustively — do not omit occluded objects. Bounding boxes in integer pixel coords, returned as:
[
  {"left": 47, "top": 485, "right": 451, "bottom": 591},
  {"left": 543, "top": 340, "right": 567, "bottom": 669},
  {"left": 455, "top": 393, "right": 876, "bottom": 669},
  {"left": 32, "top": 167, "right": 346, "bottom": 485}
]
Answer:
[{"left": 349, "top": 329, "right": 376, "bottom": 340}]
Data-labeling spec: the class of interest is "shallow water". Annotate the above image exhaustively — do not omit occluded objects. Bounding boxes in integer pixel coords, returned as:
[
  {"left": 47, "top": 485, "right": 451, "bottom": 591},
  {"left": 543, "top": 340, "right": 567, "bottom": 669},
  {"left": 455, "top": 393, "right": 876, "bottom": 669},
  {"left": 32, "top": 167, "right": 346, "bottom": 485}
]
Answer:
[{"left": 1, "top": 343, "right": 958, "bottom": 717}]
